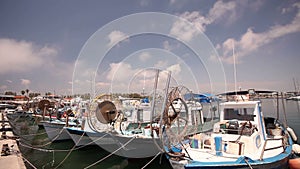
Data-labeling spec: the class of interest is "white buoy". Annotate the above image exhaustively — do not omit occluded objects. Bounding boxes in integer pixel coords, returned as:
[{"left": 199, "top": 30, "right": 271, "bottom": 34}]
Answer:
[
  {"left": 287, "top": 127, "right": 298, "bottom": 143},
  {"left": 292, "top": 144, "right": 300, "bottom": 154}
]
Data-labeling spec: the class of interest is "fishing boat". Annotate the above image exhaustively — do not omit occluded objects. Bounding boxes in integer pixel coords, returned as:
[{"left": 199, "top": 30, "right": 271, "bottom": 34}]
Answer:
[
  {"left": 287, "top": 95, "right": 300, "bottom": 101},
  {"left": 163, "top": 90, "right": 294, "bottom": 169},
  {"left": 83, "top": 97, "right": 163, "bottom": 158},
  {"left": 66, "top": 113, "right": 105, "bottom": 147},
  {"left": 42, "top": 106, "right": 81, "bottom": 142},
  {"left": 42, "top": 118, "right": 80, "bottom": 142},
  {"left": 88, "top": 88, "right": 217, "bottom": 159},
  {"left": 5, "top": 109, "right": 39, "bottom": 143}
]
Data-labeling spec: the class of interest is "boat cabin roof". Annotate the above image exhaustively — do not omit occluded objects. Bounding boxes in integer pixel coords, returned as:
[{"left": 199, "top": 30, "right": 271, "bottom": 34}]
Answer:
[{"left": 220, "top": 101, "right": 260, "bottom": 122}]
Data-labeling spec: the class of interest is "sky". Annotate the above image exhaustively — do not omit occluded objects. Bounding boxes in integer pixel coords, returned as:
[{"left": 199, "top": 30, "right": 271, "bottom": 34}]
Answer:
[{"left": 0, "top": 0, "right": 300, "bottom": 96}]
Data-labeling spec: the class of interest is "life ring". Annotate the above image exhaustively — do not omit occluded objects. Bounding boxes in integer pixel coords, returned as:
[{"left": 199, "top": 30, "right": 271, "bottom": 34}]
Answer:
[
  {"left": 287, "top": 127, "right": 298, "bottom": 143},
  {"left": 124, "top": 110, "right": 132, "bottom": 117}
]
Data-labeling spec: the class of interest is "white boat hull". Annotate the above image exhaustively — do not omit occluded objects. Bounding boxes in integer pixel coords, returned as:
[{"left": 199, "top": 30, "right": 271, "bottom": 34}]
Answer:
[
  {"left": 43, "top": 122, "right": 71, "bottom": 141},
  {"left": 97, "top": 133, "right": 162, "bottom": 158},
  {"left": 66, "top": 127, "right": 96, "bottom": 146}
]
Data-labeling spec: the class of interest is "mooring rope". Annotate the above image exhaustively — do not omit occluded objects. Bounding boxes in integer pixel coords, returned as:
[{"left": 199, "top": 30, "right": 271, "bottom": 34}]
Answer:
[
  {"left": 19, "top": 132, "right": 110, "bottom": 169},
  {"left": 19, "top": 126, "right": 67, "bottom": 148},
  {"left": 54, "top": 131, "right": 86, "bottom": 169},
  {"left": 244, "top": 158, "right": 253, "bottom": 169},
  {"left": 19, "top": 127, "right": 59, "bottom": 137},
  {"left": 84, "top": 136, "right": 136, "bottom": 169},
  {"left": 141, "top": 152, "right": 161, "bottom": 169},
  {"left": 19, "top": 132, "right": 109, "bottom": 152},
  {"left": 20, "top": 154, "right": 38, "bottom": 169}
]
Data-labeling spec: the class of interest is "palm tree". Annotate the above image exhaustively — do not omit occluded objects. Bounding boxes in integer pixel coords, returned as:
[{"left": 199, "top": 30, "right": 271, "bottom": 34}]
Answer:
[
  {"left": 26, "top": 89, "right": 29, "bottom": 95},
  {"left": 21, "top": 90, "right": 25, "bottom": 95}
]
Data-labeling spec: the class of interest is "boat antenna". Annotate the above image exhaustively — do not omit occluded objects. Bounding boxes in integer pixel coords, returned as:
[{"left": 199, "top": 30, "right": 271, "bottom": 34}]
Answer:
[
  {"left": 142, "top": 70, "right": 146, "bottom": 96},
  {"left": 293, "top": 78, "right": 300, "bottom": 114}
]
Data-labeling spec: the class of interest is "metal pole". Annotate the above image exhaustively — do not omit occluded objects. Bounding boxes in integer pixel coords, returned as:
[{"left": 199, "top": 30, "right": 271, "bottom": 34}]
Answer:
[
  {"left": 150, "top": 69, "right": 160, "bottom": 137},
  {"left": 281, "top": 92, "right": 288, "bottom": 128}
]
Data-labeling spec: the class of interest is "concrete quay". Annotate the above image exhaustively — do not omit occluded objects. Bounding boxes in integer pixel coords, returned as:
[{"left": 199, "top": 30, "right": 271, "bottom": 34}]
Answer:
[{"left": 0, "top": 111, "right": 27, "bottom": 169}]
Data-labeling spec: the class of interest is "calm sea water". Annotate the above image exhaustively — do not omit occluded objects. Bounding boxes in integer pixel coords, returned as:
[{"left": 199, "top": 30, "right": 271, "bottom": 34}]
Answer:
[{"left": 19, "top": 99, "right": 300, "bottom": 169}]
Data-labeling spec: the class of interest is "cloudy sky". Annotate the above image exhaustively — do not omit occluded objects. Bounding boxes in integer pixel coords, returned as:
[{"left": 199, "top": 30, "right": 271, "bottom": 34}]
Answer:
[{"left": 0, "top": 0, "right": 299, "bottom": 96}]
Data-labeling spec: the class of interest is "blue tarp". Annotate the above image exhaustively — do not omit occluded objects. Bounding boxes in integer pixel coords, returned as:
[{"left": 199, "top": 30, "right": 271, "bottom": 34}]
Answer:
[{"left": 184, "top": 93, "right": 218, "bottom": 103}]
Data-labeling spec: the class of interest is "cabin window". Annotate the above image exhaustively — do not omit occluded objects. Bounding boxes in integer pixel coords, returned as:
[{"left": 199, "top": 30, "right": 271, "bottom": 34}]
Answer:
[
  {"left": 224, "top": 108, "right": 255, "bottom": 121},
  {"left": 137, "top": 109, "right": 143, "bottom": 122},
  {"left": 191, "top": 110, "right": 202, "bottom": 125}
]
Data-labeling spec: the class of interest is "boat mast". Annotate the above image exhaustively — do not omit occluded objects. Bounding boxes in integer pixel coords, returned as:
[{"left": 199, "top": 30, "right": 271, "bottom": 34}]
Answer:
[
  {"left": 293, "top": 78, "right": 299, "bottom": 96},
  {"left": 233, "top": 40, "right": 238, "bottom": 96}
]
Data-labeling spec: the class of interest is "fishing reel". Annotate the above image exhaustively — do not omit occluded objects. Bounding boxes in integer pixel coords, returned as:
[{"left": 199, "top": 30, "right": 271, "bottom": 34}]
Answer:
[
  {"left": 88, "top": 99, "right": 119, "bottom": 132},
  {"left": 37, "top": 99, "right": 51, "bottom": 112},
  {"left": 164, "top": 86, "right": 190, "bottom": 127},
  {"left": 161, "top": 86, "right": 192, "bottom": 160}
]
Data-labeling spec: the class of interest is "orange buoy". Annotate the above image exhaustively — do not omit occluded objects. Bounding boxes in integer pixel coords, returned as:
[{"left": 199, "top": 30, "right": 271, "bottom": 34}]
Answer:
[{"left": 289, "top": 158, "right": 300, "bottom": 169}]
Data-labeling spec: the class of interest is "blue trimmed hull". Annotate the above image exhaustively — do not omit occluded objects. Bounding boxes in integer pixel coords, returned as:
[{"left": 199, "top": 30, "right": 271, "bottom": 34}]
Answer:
[
  {"left": 183, "top": 156, "right": 289, "bottom": 169},
  {"left": 169, "top": 139, "right": 293, "bottom": 169}
]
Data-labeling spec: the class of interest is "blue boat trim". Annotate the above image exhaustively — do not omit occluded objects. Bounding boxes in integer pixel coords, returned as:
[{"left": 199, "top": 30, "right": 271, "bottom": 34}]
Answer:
[{"left": 185, "top": 138, "right": 293, "bottom": 168}]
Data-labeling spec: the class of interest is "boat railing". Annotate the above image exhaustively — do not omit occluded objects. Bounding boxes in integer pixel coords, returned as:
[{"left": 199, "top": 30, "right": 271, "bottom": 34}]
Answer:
[{"left": 259, "top": 137, "right": 284, "bottom": 160}]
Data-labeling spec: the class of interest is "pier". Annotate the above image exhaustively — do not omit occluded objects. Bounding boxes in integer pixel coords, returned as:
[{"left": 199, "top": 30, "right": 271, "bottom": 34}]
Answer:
[{"left": 0, "top": 110, "right": 26, "bottom": 169}]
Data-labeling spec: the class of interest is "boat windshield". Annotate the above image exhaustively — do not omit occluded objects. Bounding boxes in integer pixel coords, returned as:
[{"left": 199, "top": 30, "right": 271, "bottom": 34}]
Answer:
[{"left": 224, "top": 107, "right": 255, "bottom": 121}]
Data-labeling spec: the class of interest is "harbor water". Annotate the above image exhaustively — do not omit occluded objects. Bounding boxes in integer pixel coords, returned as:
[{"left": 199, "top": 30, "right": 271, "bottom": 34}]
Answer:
[{"left": 17, "top": 99, "right": 300, "bottom": 169}]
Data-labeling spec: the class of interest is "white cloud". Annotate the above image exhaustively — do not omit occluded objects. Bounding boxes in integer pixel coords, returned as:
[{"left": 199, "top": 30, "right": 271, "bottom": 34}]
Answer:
[
  {"left": 0, "top": 38, "right": 58, "bottom": 74},
  {"left": 217, "top": 3, "right": 300, "bottom": 64},
  {"left": 106, "top": 62, "right": 136, "bottom": 82},
  {"left": 282, "top": 2, "right": 300, "bottom": 14},
  {"left": 6, "top": 80, "right": 12, "bottom": 83},
  {"left": 170, "top": 1, "right": 238, "bottom": 42},
  {"left": 154, "top": 60, "right": 169, "bottom": 68},
  {"left": 138, "top": 52, "right": 151, "bottom": 62},
  {"left": 107, "top": 30, "right": 129, "bottom": 47},
  {"left": 170, "top": 11, "right": 208, "bottom": 42},
  {"left": 166, "top": 64, "right": 181, "bottom": 76},
  {"left": 208, "top": 0, "right": 237, "bottom": 24},
  {"left": 21, "top": 79, "right": 31, "bottom": 86},
  {"left": 163, "top": 41, "right": 172, "bottom": 51},
  {"left": 0, "top": 85, "right": 7, "bottom": 90},
  {"left": 101, "top": 61, "right": 184, "bottom": 93},
  {"left": 96, "top": 81, "right": 110, "bottom": 87}
]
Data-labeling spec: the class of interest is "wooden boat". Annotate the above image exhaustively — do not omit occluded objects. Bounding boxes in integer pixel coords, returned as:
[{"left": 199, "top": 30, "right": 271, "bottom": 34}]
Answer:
[
  {"left": 163, "top": 90, "right": 294, "bottom": 169},
  {"left": 42, "top": 118, "right": 80, "bottom": 142},
  {"left": 66, "top": 117, "right": 97, "bottom": 147}
]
